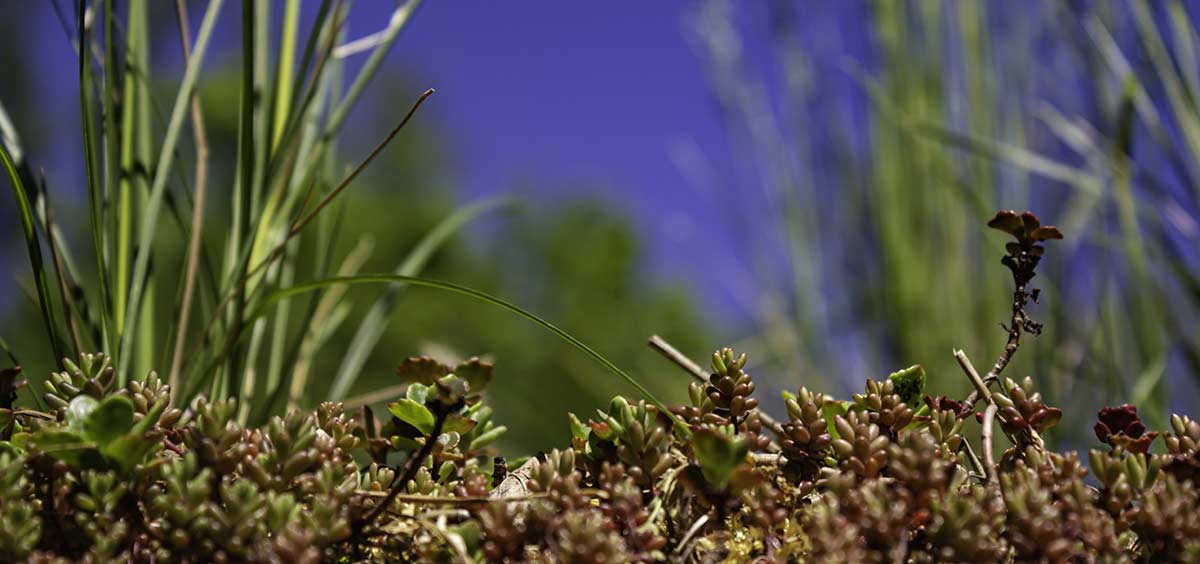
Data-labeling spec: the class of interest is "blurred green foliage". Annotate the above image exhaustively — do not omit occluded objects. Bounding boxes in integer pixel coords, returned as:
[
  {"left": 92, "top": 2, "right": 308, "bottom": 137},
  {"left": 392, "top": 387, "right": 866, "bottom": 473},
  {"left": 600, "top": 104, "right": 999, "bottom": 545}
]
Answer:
[
  {"left": 2, "top": 65, "right": 712, "bottom": 451},
  {"left": 686, "top": 0, "right": 1200, "bottom": 440}
]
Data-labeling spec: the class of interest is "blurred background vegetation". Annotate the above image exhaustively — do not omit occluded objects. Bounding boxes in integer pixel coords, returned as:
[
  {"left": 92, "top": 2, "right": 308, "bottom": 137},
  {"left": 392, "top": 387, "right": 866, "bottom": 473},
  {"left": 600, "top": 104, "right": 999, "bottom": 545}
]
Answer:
[
  {"left": 684, "top": 0, "right": 1200, "bottom": 446},
  {"left": 2, "top": 1, "right": 1200, "bottom": 453}
]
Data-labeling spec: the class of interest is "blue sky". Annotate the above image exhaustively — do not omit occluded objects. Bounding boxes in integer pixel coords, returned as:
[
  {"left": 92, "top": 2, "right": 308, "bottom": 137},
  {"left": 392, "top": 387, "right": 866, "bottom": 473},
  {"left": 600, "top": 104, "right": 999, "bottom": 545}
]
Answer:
[{"left": 5, "top": 0, "right": 771, "bottom": 311}]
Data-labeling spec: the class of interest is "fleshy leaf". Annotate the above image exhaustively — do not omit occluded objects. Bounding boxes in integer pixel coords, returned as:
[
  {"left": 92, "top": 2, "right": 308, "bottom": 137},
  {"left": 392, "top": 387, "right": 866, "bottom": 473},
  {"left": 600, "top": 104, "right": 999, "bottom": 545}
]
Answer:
[
  {"left": 987, "top": 210, "right": 1024, "bottom": 235},
  {"left": 438, "top": 431, "right": 461, "bottom": 450},
  {"left": 83, "top": 395, "right": 135, "bottom": 446},
  {"left": 589, "top": 420, "right": 615, "bottom": 441},
  {"left": 568, "top": 412, "right": 589, "bottom": 440},
  {"left": 452, "top": 358, "right": 493, "bottom": 393},
  {"left": 822, "top": 400, "right": 850, "bottom": 439},
  {"left": 32, "top": 430, "right": 98, "bottom": 468},
  {"left": 468, "top": 425, "right": 506, "bottom": 450},
  {"left": 406, "top": 383, "right": 430, "bottom": 404},
  {"left": 887, "top": 365, "right": 925, "bottom": 406},
  {"left": 391, "top": 435, "right": 422, "bottom": 450},
  {"left": 1030, "top": 226, "right": 1063, "bottom": 240},
  {"left": 396, "top": 357, "right": 449, "bottom": 385},
  {"left": 692, "top": 427, "right": 749, "bottom": 490},
  {"left": 387, "top": 398, "right": 435, "bottom": 434},
  {"left": 442, "top": 414, "right": 478, "bottom": 435}
]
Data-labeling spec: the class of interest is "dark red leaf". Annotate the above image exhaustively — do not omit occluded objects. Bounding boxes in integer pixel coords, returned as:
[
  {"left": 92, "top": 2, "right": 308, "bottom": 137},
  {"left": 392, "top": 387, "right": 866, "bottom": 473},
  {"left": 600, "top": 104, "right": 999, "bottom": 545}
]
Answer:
[{"left": 987, "top": 210, "right": 1024, "bottom": 235}]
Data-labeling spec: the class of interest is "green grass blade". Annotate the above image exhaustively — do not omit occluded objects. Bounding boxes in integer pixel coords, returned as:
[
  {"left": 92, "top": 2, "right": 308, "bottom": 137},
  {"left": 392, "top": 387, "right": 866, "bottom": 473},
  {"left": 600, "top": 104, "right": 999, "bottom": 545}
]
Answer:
[
  {"left": 285, "top": 236, "right": 372, "bottom": 409},
  {"left": 328, "top": 196, "right": 517, "bottom": 401},
  {"left": 0, "top": 142, "right": 64, "bottom": 365},
  {"left": 258, "top": 274, "right": 686, "bottom": 431},
  {"left": 271, "top": 0, "right": 301, "bottom": 150},
  {"left": 913, "top": 121, "right": 1103, "bottom": 195},
  {"left": 1131, "top": 2, "right": 1200, "bottom": 199},
  {"left": 114, "top": 0, "right": 149, "bottom": 351},
  {"left": 78, "top": 2, "right": 113, "bottom": 359},
  {"left": 117, "top": 0, "right": 225, "bottom": 384}
]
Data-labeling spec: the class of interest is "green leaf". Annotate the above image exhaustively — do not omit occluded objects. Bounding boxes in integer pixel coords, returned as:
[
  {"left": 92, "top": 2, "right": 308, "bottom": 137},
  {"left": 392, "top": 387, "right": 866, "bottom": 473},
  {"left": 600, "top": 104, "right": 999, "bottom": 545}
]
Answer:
[
  {"left": 31, "top": 430, "right": 97, "bottom": 468},
  {"left": 387, "top": 398, "right": 435, "bottom": 434},
  {"left": 0, "top": 142, "right": 64, "bottom": 365},
  {"left": 467, "top": 425, "right": 506, "bottom": 451},
  {"left": 451, "top": 358, "right": 493, "bottom": 393},
  {"left": 887, "top": 365, "right": 926, "bottom": 406},
  {"left": 406, "top": 383, "right": 430, "bottom": 404},
  {"left": 83, "top": 395, "right": 135, "bottom": 446},
  {"left": 442, "top": 414, "right": 477, "bottom": 435},
  {"left": 568, "top": 412, "right": 589, "bottom": 441},
  {"left": 823, "top": 401, "right": 850, "bottom": 439},
  {"left": 102, "top": 434, "right": 159, "bottom": 472},
  {"left": 438, "top": 431, "right": 461, "bottom": 451},
  {"left": 391, "top": 436, "right": 422, "bottom": 450},
  {"left": 117, "top": 0, "right": 226, "bottom": 385},
  {"left": 692, "top": 427, "right": 749, "bottom": 490}
]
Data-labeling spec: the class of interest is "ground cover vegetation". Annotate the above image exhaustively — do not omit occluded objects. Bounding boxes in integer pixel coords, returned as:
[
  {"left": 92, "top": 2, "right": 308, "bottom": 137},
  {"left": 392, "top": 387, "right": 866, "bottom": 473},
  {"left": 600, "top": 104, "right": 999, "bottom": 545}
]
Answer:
[
  {"left": 3, "top": 208, "right": 1200, "bottom": 561},
  {"left": 3, "top": 1, "right": 1200, "bottom": 562}
]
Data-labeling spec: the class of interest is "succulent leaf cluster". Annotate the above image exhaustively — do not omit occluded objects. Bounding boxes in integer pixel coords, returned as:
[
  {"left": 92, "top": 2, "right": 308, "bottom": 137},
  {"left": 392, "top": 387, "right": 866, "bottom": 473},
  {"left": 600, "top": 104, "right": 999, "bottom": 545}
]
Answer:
[{"left": 4, "top": 345, "right": 1200, "bottom": 561}]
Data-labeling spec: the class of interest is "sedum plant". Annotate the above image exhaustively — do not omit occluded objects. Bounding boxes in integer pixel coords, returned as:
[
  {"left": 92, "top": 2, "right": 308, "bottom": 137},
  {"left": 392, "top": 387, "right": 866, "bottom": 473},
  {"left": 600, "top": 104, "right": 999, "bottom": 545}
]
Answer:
[{"left": 1, "top": 210, "right": 1199, "bottom": 561}]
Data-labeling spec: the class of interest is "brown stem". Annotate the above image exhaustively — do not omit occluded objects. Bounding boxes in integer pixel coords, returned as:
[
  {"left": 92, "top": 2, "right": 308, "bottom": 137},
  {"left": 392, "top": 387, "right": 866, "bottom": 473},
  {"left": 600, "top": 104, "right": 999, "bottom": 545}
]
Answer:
[
  {"left": 963, "top": 286, "right": 1027, "bottom": 410},
  {"left": 168, "top": 0, "right": 211, "bottom": 400},
  {"left": 354, "top": 410, "right": 447, "bottom": 550},
  {"left": 981, "top": 403, "right": 998, "bottom": 487},
  {"left": 648, "top": 335, "right": 708, "bottom": 382}
]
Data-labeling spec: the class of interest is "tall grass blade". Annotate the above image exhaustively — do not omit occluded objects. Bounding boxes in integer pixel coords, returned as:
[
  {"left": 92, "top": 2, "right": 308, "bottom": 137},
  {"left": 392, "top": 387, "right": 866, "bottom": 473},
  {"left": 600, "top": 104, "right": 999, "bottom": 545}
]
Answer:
[
  {"left": 260, "top": 275, "right": 685, "bottom": 429},
  {"left": 0, "top": 143, "right": 64, "bottom": 365},
  {"left": 287, "top": 237, "right": 373, "bottom": 409},
  {"left": 78, "top": 1, "right": 113, "bottom": 359},
  {"left": 328, "top": 196, "right": 517, "bottom": 401},
  {"left": 117, "top": 0, "right": 225, "bottom": 385}
]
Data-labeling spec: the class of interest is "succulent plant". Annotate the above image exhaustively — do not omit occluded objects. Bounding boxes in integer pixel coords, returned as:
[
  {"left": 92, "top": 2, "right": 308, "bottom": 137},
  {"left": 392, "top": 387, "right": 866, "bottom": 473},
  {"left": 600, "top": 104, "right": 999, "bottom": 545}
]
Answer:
[
  {"left": 578, "top": 396, "right": 672, "bottom": 488},
  {"left": 851, "top": 377, "right": 915, "bottom": 440},
  {"left": 1126, "top": 475, "right": 1200, "bottom": 561},
  {"left": 42, "top": 354, "right": 115, "bottom": 417},
  {"left": 705, "top": 348, "right": 759, "bottom": 432},
  {"left": 828, "top": 410, "right": 889, "bottom": 480},
  {"left": 5, "top": 310, "right": 1200, "bottom": 562},
  {"left": 802, "top": 500, "right": 869, "bottom": 563},
  {"left": 1095, "top": 404, "right": 1158, "bottom": 454},
  {"left": 919, "top": 485, "right": 1007, "bottom": 562},
  {"left": 780, "top": 386, "right": 833, "bottom": 488},
  {"left": 0, "top": 452, "right": 40, "bottom": 562},
  {"left": 553, "top": 509, "right": 628, "bottom": 564},
  {"left": 987, "top": 209, "right": 1062, "bottom": 295}
]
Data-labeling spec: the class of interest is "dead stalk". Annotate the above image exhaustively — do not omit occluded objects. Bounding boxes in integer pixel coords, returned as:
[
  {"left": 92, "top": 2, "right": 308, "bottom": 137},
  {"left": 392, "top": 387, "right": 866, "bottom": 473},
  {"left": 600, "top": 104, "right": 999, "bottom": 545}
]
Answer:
[
  {"left": 981, "top": 403, "right": 998, "bottom": 487},
  {"left": 168, "top": 0, "right": 210, "bottom": 398}
]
